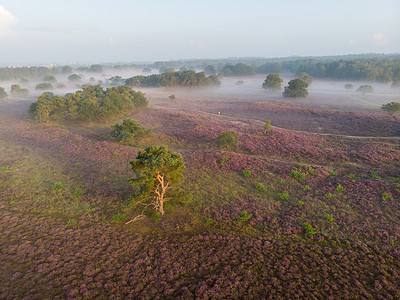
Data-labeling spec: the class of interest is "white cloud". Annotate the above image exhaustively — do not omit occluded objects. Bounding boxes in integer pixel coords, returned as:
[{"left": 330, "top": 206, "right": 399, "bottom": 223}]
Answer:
[
  {"left": 0, "top": 5, "right": 18, "bottom": 38},
  {"left": 373, "top": 33, "right": 387, "bottom": 45}
]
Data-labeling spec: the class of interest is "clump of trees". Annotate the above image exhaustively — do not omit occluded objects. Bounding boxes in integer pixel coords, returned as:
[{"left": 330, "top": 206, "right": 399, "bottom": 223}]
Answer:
[
  {"left": 43, "top": 75, "right": 57, "bottom": 83},
  {"left": 219, "top": 63, "right": 256, "bottom": 77},
  {"left": 357, "top": 85, "right": 374, "bottom": 95},
  {"left": 0, "top": 87, "right": 7, "bottom": 100},
  {"left": 68, "top": 74, "right": 82, "bottom": 82},
  {"left": 283, "top": 78, "right": 309, "bottom": 98},
  {"left": 11, "top": 84, "right": 29, "bottom": 96},
  {"left": 35, "top": 83, "right": 54, "bottom": 90},
  {"left": 299, "top": 72, "right": 313, "bottom": 85},
  {"left": 29, "top": 85, "right": 148, "bottom": 122},
  {"left": 256, "top": 62, "right": 281, "bottom": 74},
  {"left": 262, "top": 74, "right": 283, "bottom": 90},
  {"left": 345, "top": 83, "right": 354, "bottom": 89},
  {"left": 129, "top": 146, "right": 185, "bottom": 218},
  {"left": 217, "top": 131, "right": 239, "bottom": 150},
  {"left": 110, "top": 119, "right": 151, "bottom": 145},
  {"left": 125, "top": 70, "right": 220, "bottom": 87},
  {"left": 381, "top": 102, "right": 400, "bottom": 115}
]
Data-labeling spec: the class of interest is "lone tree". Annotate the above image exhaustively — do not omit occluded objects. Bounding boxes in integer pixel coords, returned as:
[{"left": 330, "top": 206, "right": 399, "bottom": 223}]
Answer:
[
  {"left": 344, "top": 83, "right": 354, "bottom": 89},
  {"left": 110, "top": 119, "right": 151, "bottom": 145},
  {"left": 217, "top": 131, "right": 239, "bottom": 150},
  {"left": 262, "top": 73, "right": 283, "bottom": 90},
  {"left": 357, "top": 85, "right": 373, "bottom": 95},
  {"left": 381, "top": 102, "right": 400, "bottom": 115},
  {"left": 283, "top": 78, "right": 309, "bottom": 98},
  {"left": 129, "top": 146, "right": 185, "bottom": 216},
  {"left": 264, "top": 120, "right": 271, "bottom": 133}
]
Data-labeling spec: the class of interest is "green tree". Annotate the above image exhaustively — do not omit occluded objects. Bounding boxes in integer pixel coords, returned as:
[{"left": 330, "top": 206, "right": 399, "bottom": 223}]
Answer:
[
  {"left": 344, "top": 83, "right": 354, "bottom": 89},
  {"left": 110, "top": 119, "right": 152, "bottom": 145},
  {"left": 10, "top": 84, "right": 29, "bottom": 96},
  {"left": 264, "top": 120, "right": 271, "bottom": 133},
  {"left": 0, "top": 87, "right": 8, "bottom": 100},
  {"left": 43, "top": 75, "right": 57, "bottom": 82},
  {"left": 262, "top": 73, "right": 283, "bottom": 90},
  {"left": 35, "top": 82, "right": 54, "bottom": 90},
  {"left": 90, "top": 64, "right": 103, "bottom": 73},
  {"left": 129, "top": 146, "right": 185, "bottom": 215},
  {"left": 204, "top": 65, "right": 216, "bottom": 76},
  {"left": 283, "top": 78, "right": 309, "bottom": 98},
  {"left": 357, "top": 85, "right": 373, "bottom": 95},
  {"left": 381, "top": 102, "right": 400, "bottom": 115},
  {"left": 217, "top": 131, "right": 239, "bottom": 150},
  {"left": 68, "top": 74, "right": 82, "bottom": 82}
]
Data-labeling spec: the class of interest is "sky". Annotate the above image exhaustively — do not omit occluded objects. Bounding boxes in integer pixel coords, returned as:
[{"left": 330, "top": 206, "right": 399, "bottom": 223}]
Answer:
[{"left": 0, "top": 0, "right": 399, "bottom": 65}]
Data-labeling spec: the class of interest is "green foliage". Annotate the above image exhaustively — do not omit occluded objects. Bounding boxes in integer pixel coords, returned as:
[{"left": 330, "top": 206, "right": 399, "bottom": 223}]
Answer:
[
  {"left": 297, "top": 201, "right": 305, "bottom": 206},
  {"left": 325, "top": 192, "right": 334, "bottom": 199},
  {"left": 168, "top": 94, "right": 176, "bottom": 100},
  {"left": 243, "top": 170, "right": 251, "bottom": 178},
  {"left": 237, "top": 211, "right": 250, "bottom": 222},
  {"left": 348, "top": 173, "right": 356, "bottom": 179},
  {"left": 74, "top": 188, "right": 84, "bottom": 196},
  {"left": 110, "top": 119, "right": 151, "bottom": 145},
  {"left": 125, "top": 70, "right": 220, "bottom": 87},
  {"left": 204, "top": 65, "right": 216, "bottom": 76},
  {"left": 301, "top": 185, "right": 311, "bottom": 192},
  {"left": 382, "top": 192, "right": 393, "bottom": 201},
  {"left": 111, "top": 213, "right": 127, "bottom": 222},
  {"left": 299, "top": 72, "right": 313, "bottom": 85},
  {"left": 29, "top": 85, "right": 148, "bottom": 122},
  {"left": 256, "top": 62, "right": 281, "bottom": 74},
  {"left": 43, "top": 75, "right": 57, "bottom": 82},
  {"left": 10, "top": 84, "right": 29, "bottom": 96},
  {"left": 129, "top": 146, "right": 185, "bottom": 215},
  {"left": 345, "top": 83, "right": 354, "bottom": 89},
  {"left": 264, "top": 120, "right": 271, "bottom": 133},
  {"left": 325, "top": 214, "right": 334, "bottom": 222},
  {"left": 1, "top": 166, "right": 9, "bottom": 171},
  {"left": 290, "top": 169, "right": 306, "bottom": 181},
  {"left": 220, "top": 157, "right": 228, "bottom": 164},
  {"left": 370, "top": 170, "right": 381, "bottom": 180},
  {"left": 217, "top": 131, "right": 238, "bottom": 150},
  {"left": 327, "top": 169, "right": 338, "bottom": 176},
  {"left": 90, "top": 64, "right": 103, "bottom": 73},
  {"left": 205, "top": 218, "right": 215, "bottom": 225},
  {"left": 219, "top": 63, "right": 256, "bottom": 77},
  {"left": 302, "top": 222, "right": 316, "bottom": 235},
  {"left": 35, "top": 82, "right": 54, "bottom": 90},
  {"left": 9, "top": 201, "right": 16, "bottom": 205},
  {"left": 381, "top": 102, "right": 400, "bottom": 115},
  {"left": 52, "top": 182, "right": 64, "bottom": 193},
  {"left": 357, "top": 85, "right": 374, "bottom": 94},
  {"left": 255, "top": 183, "right": 267, "bottom": 193},
  {"left": 282, "top": 78, "right": 308, "bottom": 98},
  {"left": 278, "top": 191, "right": 289, "bottom": 201},
  {"left": 262, "top": 73, "right": 283, "bottom": 90},
  {"left": 336, "top": 184, "right": 345, "bottom": 192},
  {"left": 65, "top": 219, "right": 74, "bottom": 226}
]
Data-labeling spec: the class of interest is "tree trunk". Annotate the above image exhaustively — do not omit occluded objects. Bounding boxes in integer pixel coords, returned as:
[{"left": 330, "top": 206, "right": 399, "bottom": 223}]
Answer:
[{"left": 155, "top": 172, "right": 169, "bottom": 215}]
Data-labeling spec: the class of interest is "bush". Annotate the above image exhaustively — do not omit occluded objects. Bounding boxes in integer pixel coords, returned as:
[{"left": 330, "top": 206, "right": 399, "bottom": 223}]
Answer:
[
  {"left": 278, "top": 191, "right": 289, "bottom": 201},
  {"left": 283, "top": 78, "right": 308, "bottom": 98},
  {"left": 110, "top": 119, "right": 151, "bottom": 145},
  {"left": 243, "top": 170, "right": 251, "bottom": 178},
  {"left": 217, "top": 131, "right": 238, "bottom": 150},
  {"left": 302, "top": 222, "right": 316, "bottom": 235},
  {"left": 264, "top": 120, "right": 271, "bottom": 133},
  {"left": 357, "top": 85, "right": 373, "bottom": 94},
  {"left": 169, "top": 94, "right": 176, "bottom": 100},
  {"left": 344, "top": 83, "right": 354, "bottom": 89},
  {"left": 35, "top": 82, "right": 54, "bottom": 90},
  {"left": 237, "top": 211, "right": 250, "bottom": 222},
  {"left": 381, "top": 102, "right": 400, "bottom": 115},
  {"left": 255, "top": 183, "right": 267, "bottom": 193}
]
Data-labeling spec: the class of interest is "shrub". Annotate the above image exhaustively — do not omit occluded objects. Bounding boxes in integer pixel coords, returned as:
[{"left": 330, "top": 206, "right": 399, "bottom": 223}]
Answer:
[
  {"left": 301, "top": 185, "right": 311, "bottom": 192},
  {"left": 35, "top": 82, "right": 54, "bottom": 90},
  {"left": 52, "top": 182, "right": 64, "bottom": 192},
  {"left": 382, "top": 192, "right": 393, "bottom": 201},
  {"left": 381, "top": 102, "right": 400, "bottom": 115},
  {"left": 325, "top": 192, "right": 334, "bottom": 199},
  {"left": 111, "top": 213, "right": 127, "bottom": 222},
  {"left": 290, "top": 169, "right": 305, "bottom": 181},
  {"left": 345, "top": 83, "right": 354, "bottom": 89},
  {"left": 302, "top": 222, "right": 316, "bottom": 235},
  {"left": 217, "top": 131, "right": 238, "bottom": 150},
  {"left": 220, "top": 157, "right": 228, "bottom": 164},
  {"left": 278, "top": 191, "right": 289, "bottom": 201},
  {"left": 237, "top": 211, "right": 250, "bottom": 222},
  {"left": 370, "top": 170, "right": 381, "bottom": 180},
  {"left": 325, "top": 214, "right": 334, "bottom": 222},
  {"left": 110, "top": 119, "right": 151, "bottom": 145},
  {"left": 264, "top": 120, "right": 271, "bottom": 133},
  {"left": 297, "top": 201, "right": 305, "bottom": 206},
  {"left": 255, "top": 183, "right": 267, "bottom": 193},
  {"left": 74, "top": 188, "right": 84, "bottom": 196},
  {"left": 243, "top": 170, "right": 251, "bottom": 178},
  {"left": 169, "top": 94, "right": 176, "bottom": 100},
  {"left": 336, "top": 184, "right": 345, "bottom": 192},
  {"left": 357, "top": 85, "right": 373, "bottom": 94}
]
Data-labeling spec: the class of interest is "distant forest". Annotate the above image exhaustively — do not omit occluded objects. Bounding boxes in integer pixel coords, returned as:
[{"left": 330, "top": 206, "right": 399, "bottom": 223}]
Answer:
[
  {"left": 1, "top": 54, "right": 400, "bottom": 83},
  {"left": 125, "top": 70, "right": 220, "bottom": 87}
]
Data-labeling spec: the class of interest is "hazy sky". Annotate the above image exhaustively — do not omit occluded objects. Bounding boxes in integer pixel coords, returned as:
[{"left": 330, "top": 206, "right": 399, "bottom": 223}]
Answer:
[{"left": 1, "top": 0, "right": 399, "bottom": 65}]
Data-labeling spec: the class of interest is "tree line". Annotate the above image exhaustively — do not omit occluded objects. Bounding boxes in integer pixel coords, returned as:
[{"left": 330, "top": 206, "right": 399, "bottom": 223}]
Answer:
[
  {"left": 28, "top": 85, "right": 148, "bottom": 122},
  {"left": 125, "top": 70, "right": 220, "bottom": 87}
]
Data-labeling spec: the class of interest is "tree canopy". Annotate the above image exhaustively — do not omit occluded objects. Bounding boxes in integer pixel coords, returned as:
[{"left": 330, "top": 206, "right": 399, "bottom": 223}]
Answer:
[
  {"left": 125, "top": 70, "right": 220, "bottom": 87},
  {"left": 217, "top": 131, "right": 239, "bottom": 150},
  {"left": 299, "top": 72, "right": 313, "bottom": 85},
  {"left": 0, "top": 87, "right": 7, "bottom": 100},
  {"left": 357, "top": 85, "right": 374, "bottom": 95},
  {"left": 129, "top": 146, "right": 185, "bottom": 216},
  {"left": 29, "top": 85, "right": 148, "bottom": 122},
  {"left": 110, "top": 119, "right": 151, "bottom": 145},
  {"left": 262, "top": 73, "right": 283, "bottom": 90},
  {"left": 11, "top": 84, "right": 29, "bottom": 96},
  {"left": 219, "top": 63, "right": 256, "bottom": 77},
  {"left": 381, "top": 102, "right": 400, "bottom": 115},
  {"left": 282, "top": 78, "right": 309, "bottom": 98}
]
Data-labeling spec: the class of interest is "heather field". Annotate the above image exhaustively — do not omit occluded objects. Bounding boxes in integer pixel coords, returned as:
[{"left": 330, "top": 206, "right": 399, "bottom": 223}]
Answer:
[{"left": 1, "top": 80, "right": 400, "bottom": 299}]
